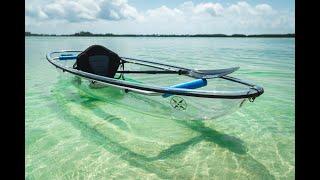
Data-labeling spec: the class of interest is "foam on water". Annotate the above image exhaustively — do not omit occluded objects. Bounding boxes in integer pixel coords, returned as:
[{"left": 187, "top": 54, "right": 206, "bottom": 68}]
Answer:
[{"left": 26, "top": 37, "right": 294, "bottom": 179}]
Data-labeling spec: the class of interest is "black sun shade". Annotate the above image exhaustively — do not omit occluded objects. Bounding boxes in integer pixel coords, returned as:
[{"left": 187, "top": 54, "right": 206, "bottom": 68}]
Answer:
[{"left": 74, "top": 45, "right": 121, "bottom": 78}]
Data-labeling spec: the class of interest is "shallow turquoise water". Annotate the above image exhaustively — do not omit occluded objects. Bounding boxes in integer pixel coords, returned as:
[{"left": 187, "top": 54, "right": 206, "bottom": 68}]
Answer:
[{"left": 25, "top": 37, "right": 294, "bottom": 179}]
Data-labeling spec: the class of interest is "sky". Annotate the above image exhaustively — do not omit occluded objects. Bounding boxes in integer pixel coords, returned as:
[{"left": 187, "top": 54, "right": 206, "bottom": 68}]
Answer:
[{"left": 25, "top": 0, "right": 295, "bottom": 34}]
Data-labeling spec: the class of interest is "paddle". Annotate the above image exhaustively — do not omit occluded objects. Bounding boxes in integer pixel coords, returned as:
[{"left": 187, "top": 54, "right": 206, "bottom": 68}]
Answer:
[
  {"left": 121, "top": 57, "right": 239, "bottom": 79},
  {"left": 57, "top": 54, "right": 239, "bottom": 79},
  {"left": 187, "top": 67, "right": 240, "bottom": 79},
  {"left": 117, "top": 67, "right": 239, "bottom": 79}
]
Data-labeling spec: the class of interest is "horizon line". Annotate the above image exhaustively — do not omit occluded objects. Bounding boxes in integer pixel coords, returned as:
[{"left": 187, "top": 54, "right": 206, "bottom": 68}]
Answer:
[{"left": 25, "top": 31, "right": 295, "bottom": 38}]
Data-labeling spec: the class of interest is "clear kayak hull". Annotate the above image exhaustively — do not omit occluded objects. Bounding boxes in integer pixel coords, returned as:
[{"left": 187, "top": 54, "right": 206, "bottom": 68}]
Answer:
[
  {"left": 48, "top": 49, "right": 263, "bottom": 120},
  {"left": 58, "top": 74, "right": 246, "bottom": 120}
]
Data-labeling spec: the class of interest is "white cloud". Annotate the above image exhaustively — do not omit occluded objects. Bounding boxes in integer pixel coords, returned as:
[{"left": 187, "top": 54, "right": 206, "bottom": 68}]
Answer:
[
  {"left": 193, "top": 2, "right": 224, "bottom": 16},
  {"left": 97, "top": 0, "right": 142, "bottom": 21},
  {"left": 255, "top": 4, "right": 274, "bottom": 15},
  {"left": 145, "top": 6, "right": 184, "bottom": 22},
  {"left": 227, "top": 1, "right": 254, "bottom": 15},
  {"left": 26, "top": 0, "right": 141, "bottom": 22},
  {"left": 25, "top": 6, "right": 48, "bottom": 19},
  {"left": 225, "top": 1, "right": 276, "bottom": 16},
  {"left": 25, "top": 1, "right": 295, "bottom": 34},
  {"left": 43, "top": 0, "right": 98, "bottom": 22}
]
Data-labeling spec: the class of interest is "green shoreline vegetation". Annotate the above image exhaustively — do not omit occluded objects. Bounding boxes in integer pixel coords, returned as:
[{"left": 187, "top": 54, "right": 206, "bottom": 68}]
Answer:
[{"left": 25, "top": 31, "right": 295, "bottom": 38}]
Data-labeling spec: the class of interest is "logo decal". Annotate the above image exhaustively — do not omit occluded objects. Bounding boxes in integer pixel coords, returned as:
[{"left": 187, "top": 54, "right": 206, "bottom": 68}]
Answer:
[{"left": 170, "top": 96, "right": 187, "bottom": 110}]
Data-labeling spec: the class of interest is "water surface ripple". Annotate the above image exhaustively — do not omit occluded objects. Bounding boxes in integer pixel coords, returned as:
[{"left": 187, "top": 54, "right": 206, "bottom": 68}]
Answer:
[{"left": 26, "top": 37, "right": 294, "bottom": 179}]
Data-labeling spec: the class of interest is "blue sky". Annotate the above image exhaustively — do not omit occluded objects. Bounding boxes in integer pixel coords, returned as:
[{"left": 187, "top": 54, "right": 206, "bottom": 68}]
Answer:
[{"left": 25, "top": 0, "right": 295, "bottom": 34}]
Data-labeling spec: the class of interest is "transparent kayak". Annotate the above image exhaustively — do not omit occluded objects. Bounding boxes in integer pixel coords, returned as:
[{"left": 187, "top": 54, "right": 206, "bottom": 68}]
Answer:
[{"left": 47, "top": 48, "right": 264, "bottom": 120}]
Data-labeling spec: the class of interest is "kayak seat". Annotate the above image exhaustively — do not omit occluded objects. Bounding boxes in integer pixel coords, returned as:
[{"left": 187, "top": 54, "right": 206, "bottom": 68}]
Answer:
[{"left": 74, "top": 45, "right": 121, "bottom": 78}]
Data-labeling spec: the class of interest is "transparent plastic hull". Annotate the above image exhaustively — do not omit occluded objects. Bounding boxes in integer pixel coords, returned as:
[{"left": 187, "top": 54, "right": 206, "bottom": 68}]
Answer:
[{"left": 57, "top": 74, "right": 247, "bottom": 121}]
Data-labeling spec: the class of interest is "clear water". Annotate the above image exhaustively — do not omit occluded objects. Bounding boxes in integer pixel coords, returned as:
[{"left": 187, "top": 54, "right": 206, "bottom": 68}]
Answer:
[{"left": 25, "top": 37, "right": 294, "bottom": 179}]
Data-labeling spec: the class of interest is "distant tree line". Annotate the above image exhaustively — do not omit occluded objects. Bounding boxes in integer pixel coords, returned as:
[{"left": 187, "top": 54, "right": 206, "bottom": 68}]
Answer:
[{"left": 25, "top": 31, "right": 295, "bottom": 38}]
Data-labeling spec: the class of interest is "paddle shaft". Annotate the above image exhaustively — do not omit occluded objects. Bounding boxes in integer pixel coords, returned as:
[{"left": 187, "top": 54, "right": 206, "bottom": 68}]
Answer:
[{"left": 117, "top": 70, "right": 187, "bottom": 74}]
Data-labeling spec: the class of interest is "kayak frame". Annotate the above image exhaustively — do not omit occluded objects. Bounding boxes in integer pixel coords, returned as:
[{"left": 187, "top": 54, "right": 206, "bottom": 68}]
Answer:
[{"left": 46, "top": 50, "right": 264, "bottom": 99}]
